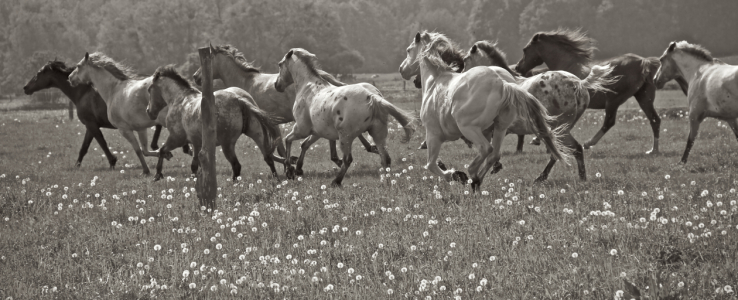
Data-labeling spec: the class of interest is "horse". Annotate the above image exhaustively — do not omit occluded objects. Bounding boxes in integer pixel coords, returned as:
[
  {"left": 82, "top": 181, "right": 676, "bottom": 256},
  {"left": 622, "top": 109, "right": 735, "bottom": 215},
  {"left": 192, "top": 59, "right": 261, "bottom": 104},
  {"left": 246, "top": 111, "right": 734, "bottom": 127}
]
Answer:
[
  {"left": 515, "top": 28, "right": 686, "bottom": 155},
  {"left": 22, "top": 60, "right": 187, "bottom": 169},
  {"left": 274, "top": 48, "right": 416, "bottom": 187},
  {"left": 464, "top": 40, "right": 618, "bottom": 181},
  {"left": 146, "top": 65, "right": 279, "bottom": 181},
  {"left": 399, "top": 31, "right": 572, "bottom": 190},
  {"left": 68, "top": 52, "right": 168, "bottom": 175},
  {"left": 653, "top": 41, "right": 738, "bottom": 164},
  {"left": 192, "top": 45, "right": 395, "bottom": 169}
]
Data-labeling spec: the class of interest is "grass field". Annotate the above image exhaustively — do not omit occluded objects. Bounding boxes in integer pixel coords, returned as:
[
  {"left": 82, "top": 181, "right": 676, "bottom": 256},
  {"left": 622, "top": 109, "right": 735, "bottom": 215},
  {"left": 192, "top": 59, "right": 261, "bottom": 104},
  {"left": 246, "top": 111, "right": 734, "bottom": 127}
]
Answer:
[{"left": 1, "top": 85, "right": 737, "bottom": 299}]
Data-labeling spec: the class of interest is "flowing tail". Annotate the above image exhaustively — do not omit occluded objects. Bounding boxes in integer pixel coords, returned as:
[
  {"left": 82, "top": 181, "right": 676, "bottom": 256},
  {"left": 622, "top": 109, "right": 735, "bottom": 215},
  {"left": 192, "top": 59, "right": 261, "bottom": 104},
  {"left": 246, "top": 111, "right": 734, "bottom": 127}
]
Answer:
[
  {"left": 367, "top": 94, "right": 417, "bottom": 143},
  {"left": 579, "top": 64, "right": 620, "bottom": 95},
  {"left": 239, "top": 98, "right": 280, "bottom": 156},
  {"left": 501, "top": 82, "right": 573, "bottom": 165}
]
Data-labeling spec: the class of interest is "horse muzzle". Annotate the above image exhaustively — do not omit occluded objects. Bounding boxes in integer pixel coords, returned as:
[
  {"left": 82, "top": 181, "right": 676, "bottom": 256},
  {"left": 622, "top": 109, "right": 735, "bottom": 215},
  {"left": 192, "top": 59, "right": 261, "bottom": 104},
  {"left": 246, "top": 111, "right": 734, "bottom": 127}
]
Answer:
[{"left": 146, "top": 108, "right": 158, "bottom": 121}]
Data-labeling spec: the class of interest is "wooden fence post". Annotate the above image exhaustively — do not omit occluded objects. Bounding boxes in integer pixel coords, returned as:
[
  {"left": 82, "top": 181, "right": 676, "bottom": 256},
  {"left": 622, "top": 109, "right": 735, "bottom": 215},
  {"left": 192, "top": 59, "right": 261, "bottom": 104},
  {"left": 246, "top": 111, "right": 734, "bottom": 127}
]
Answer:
[{"left": 196, "top": 46, "right": 218, "bottom": 211}]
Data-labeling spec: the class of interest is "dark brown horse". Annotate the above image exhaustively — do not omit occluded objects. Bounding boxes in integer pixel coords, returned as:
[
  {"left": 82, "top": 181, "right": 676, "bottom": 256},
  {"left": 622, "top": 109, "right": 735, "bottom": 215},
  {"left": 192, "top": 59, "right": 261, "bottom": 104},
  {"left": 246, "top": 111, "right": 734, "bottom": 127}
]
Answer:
[
  {"left": 515, "top": 29, "right": 688, "bottom": 154},
  {"left": 23, "top": 60, "right": 187, "bottom": 168}
]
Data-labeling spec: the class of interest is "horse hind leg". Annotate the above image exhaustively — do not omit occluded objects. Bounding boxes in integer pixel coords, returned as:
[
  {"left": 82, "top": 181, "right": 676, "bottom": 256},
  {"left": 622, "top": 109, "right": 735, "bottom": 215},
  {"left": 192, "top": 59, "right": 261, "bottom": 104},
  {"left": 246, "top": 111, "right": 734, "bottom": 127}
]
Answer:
[
  {"left": 368, "top": 124, "right": 391, "bottom": 168},
  {"left": 457, "top": 125, "right": 495, "bottom": 191},
  {"left": 331, "top": 137, "right": 355, "bottom": 187},
  {"left": 583, "top": 99, "right": 623, "bottom": 149},
  {"left": 634, "top": 82, "right": 660, "bottom": 154},
  {"left": 221, "top": 142, "right": 241, "bottom": 181},
  {"left": 681, "top": 113, "right": 705, "bottom": 164},
  {"left": 88, "top": 125, "right": 118, "bottom": 168},
  {"left": 119, "top": 129, "right": 150, "bottom": 175}
]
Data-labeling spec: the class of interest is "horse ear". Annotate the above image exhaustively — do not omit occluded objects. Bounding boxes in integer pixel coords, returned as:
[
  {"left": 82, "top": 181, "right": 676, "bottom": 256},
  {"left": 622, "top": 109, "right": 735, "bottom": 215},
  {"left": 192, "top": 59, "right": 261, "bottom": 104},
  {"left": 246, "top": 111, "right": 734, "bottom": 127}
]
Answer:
[
  {"left": 415, "top": 32, "right": 421, "bottom": 43},
  {"left": 532, "top": 33, "right": 541, "bottom": 42},
  {"left": 668, "top": 42, "right": 676, "bottom": 52},
  {"left": 286, "top": 49, "right": 294, "bottom": 59},
  {"left": 470, "top": 44, "right": 477, "bottom": 53},
  {"left": 84, "top": 52, "right": 89, "bottom": 61}
]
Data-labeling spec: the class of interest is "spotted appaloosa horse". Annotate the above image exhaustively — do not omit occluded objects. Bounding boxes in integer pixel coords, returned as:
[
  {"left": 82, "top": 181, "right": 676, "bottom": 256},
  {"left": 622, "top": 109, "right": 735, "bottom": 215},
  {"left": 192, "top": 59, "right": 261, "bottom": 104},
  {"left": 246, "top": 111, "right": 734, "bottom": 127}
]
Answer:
[
  {"left": 654, "top": 41, "right": 738, "bottom": 164},
  {"left": 515, "top": 29, "right": 680, "bottom": 155},
  {"left": 275, "top": 48, "right": 415, "bottom": 187},
  {"left": 464, "top": 40, "right": 618, "bottom": 181}
]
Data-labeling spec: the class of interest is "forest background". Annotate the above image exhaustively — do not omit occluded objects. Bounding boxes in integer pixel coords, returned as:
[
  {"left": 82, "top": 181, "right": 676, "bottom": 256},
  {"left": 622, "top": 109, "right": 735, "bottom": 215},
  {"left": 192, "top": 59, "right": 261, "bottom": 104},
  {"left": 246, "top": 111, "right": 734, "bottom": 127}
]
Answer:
[{"left": 1, "top": 0, "right": 737, "bottom": 95}]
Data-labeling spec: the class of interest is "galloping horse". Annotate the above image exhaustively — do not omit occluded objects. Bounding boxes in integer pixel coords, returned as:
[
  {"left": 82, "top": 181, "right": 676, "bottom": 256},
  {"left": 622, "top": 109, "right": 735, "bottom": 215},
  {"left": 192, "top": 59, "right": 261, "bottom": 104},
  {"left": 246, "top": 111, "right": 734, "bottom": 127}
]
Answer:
[
  {"left": 399, "top": 31, "right": 571, "bottom": 190},
  {"left": 146, "top": 65, "right": 279, "bottom": 180},
  {"left": 464, "top": 40, "right": 618, "bottom": 181},
  {"left": 192, "top": 45, "right": 394, "bottom": 168},
  {"left": 653, "top": 41, "right": 738, "bottom": 164},
  {"left": 515, "top": 29, "right": 674, "bottom": 154},
  {"left": 68, "top": 52, "right": 166, "bottom": 175},
  {"left": 23, "top": 60, "right": 118, "bottom": 168},
  {"left": 274, "top": 48, "right": 415, "bottom": 187}
]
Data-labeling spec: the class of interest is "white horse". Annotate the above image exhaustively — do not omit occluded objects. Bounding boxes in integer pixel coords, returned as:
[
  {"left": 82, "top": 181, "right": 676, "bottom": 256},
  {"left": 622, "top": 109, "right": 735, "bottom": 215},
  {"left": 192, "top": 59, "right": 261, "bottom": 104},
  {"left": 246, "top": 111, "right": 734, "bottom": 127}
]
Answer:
[
  {"left": 68, "top": 52, "right": 164, "bottom": 175},
  {"left": 464, "top": 40, "right": 618, "bottom": 181},
  {"left": 274, "top": 48, "right": 416, "bottom": 187},
  {"left": 653, "top": 41, "right": 738, "bottom": 164},
  {"left": 399, "top": 31, "right": 571, "bottom": 190}
]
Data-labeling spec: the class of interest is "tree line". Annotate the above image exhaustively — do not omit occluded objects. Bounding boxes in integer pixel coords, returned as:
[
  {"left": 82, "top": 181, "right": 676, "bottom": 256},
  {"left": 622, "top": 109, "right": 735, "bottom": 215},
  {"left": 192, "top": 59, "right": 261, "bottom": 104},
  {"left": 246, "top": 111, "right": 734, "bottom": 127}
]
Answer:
[{"left": 1, "top": 0, "right": 736, "bottom": 95}]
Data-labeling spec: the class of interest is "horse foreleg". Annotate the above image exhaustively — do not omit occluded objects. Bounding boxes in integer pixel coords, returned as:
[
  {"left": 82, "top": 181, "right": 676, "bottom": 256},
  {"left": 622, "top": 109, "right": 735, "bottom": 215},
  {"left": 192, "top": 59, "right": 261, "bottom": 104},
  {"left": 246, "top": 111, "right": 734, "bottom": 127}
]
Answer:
[
  {"left": 329, "top": 140, "right": 343, "bottom": 167},
  {"left": 584, "top": 101, "right": 620, "bottom": 149},
  {"left": 282, "top": 126, "right": 311, "bottom": 180},
  {"left": 88, "top": 125, "right": 117, "bottom": 169},
  {"left": 76, "top": 129, "right": 95, "bottom": 168},
  {"left": 136, "top": 129, "right": 158, "bottom": 157},
  {"left": 458, "top": 126, "right": 494, "bottom": 191},
  {"left": 331, "top": 138, "right": 354, "bottom": 187},
  {"left": 295, "top": 135, "right": 321, "bottom": 176},
  {"left": 424, "top": 136, "right": 458, "bottom": 182},
  {"left": 151, "top": 124, "right": 162, "bottom": 151},
  {"left": 515, "top": 135, "right": 525, "bottom": 154},
  {"left": 681, "top": 114, "right": 705, "bottom": 164},
  {"left": 634, "top": 83, "right": 660, "bottom": 154},
  {"left": 119, "top": 129, "right": 150, "bottom": 175}
]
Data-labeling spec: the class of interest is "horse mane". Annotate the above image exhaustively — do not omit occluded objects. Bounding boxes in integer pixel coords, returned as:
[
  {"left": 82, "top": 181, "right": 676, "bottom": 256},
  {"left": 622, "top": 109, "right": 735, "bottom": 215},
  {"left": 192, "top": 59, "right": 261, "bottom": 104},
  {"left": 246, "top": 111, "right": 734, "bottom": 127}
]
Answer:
[
  {"left": 86, "top": 52, "right": 142, "bottom": 80},
  {"left": 418, "top": 31, "right": 465, "bottom": 72},
  {"left": 47, "top": 60, "right": 74, "bottom": 74},
  {"left": 532, "top": 28, "right": 596, "bottom": 62},
  {"left": 473, "top": 40, "right": 519, "bottom": 76},
  {"left": 211, "top": 44, "right": 262, "bottom": 73},
  {"left": 291, "top": 49, "right": 346, "bottom": 86},
  {"left": 673, "top": 41, "right": 714, "bottom": 62},
  {"left": 153, "top": 64, "right": 200, "bottom": 95}
]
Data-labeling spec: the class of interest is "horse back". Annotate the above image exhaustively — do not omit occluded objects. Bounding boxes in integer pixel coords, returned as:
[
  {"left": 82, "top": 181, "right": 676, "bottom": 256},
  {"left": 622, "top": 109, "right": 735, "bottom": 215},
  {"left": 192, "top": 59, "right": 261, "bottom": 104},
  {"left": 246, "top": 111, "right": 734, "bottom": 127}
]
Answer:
[{"left": 248, "top": 73, "right": 296, "bottom": 123}]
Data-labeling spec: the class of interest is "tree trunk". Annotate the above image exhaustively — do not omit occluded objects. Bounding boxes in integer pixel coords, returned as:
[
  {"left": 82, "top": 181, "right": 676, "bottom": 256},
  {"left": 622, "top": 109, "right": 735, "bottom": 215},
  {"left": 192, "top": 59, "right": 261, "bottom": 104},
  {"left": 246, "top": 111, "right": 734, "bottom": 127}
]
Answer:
[{"left": 196, "top": 46, "right": 217, "bottom": 211}]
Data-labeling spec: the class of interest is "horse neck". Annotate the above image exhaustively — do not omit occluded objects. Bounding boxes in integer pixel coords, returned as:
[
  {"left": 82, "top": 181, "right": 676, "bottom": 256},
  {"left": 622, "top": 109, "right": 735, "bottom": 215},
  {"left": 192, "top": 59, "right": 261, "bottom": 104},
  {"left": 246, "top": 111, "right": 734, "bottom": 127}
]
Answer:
[
  {"left": 85, "top": 68, "right": 124, "bottom": 103},
  {"left": 50, "top": 72, "right": 88, "bottom": 104},
  {"left": 217, "top": 58, "right": 258, "bottom": 89},
  {"left": 290, "top": 63, "right": 328, "bottom": 101},
  {"left": 159, "top": 78, "right": 195, "bottom": 107},
  {"left": 672, "top": 53, "right": 712, "bottom": 84},
  {"left": 539, "top": 45, "right": 589, "bottom": 78},
  {"left": 419, "top": 58, "right": 446, "bottom": 97}
]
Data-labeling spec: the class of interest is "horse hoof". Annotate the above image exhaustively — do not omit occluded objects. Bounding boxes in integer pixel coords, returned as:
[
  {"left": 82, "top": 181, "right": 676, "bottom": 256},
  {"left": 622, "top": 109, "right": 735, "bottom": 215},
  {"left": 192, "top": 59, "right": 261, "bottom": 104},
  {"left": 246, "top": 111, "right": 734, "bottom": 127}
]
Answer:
[
  {"left": 452, "top": 171, "right": 469, "bottom": 184},
  {"left": 75, "top": 161, "right": 82, "bottom": 168},
  {"left": 368, "top": 145, "right": 379, "bottom": 154},
  {"left": 514, "top": 150, "right": 523, "bottom": 155},
  {"left": 437, "top": 161, "right": 447, "bottom": 171},
  {"left": 289, "top": 156, "right": 299, "bottom": 164},
  {"left": 142, "top": 171, "right": 151, "bottom": 176},
  {"left": 331, "top": 180, "right": 342, "bottom": 188},
  {"left": 490, "top": 162, "right": 503, "bottom": 174},
  {"left": 151, "top": 144, "right": 159, "bottom": 151},
  {"left": 153, "top": 174, "right": 164, "bottom": 181},
  {"left": 332, "top": 160, "right": 343, "bottom": 167},
  {"left": 533, "top": 176, "right": 547, "bottom": 183},
  {"left": 163, "top": 152, "right": 174, "bottom": 161},
  {"left": 285, "top": 166, "right": 296, "bottom": 180},
  {"left": 470, "top": 179, "right": 482, "bottom": 192},
  {"left": 295, "top": 169, "right": 304, "bottom": 176},
  {"left": 109, "top": 157, "right": 118, "bottom": 168},
  {"left": 646, "top": 149, "right": 659, "bottom": 155},
  {"left": 530, "top": 139, "right": 541, "bottom": 146},
  {"left": 583, "top": 144, "right": 592, "bottom": 150},
  {"left": 418, "top": 141, "right": 428, "bottom": 150}
]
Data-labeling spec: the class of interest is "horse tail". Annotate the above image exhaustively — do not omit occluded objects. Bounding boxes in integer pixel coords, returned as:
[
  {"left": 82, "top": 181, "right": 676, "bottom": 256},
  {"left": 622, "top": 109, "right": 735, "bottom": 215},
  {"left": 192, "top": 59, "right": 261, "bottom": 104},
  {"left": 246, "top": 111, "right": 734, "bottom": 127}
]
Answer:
[
  {"left": 579, "top": 64, "right": 620, "bottom": 96},
  {"left": 366, "top": 94, "right": 417, "bottom": 143},
  {"left": 501, "top": 82, "right": 572, "bottom": 165},
  {"left": 239, "top": 98, "right": 280, "bottom": 154}
]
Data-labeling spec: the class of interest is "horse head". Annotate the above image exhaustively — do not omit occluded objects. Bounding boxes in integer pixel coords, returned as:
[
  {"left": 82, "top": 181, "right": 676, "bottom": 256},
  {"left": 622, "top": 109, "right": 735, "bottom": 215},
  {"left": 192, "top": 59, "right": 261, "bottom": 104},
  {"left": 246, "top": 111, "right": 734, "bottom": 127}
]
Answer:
[
  {"left": 68, "top": 52, "right": 92, "bottom": 87},
  {"left": 274, "top": 49, "right": 296, "bottom": 92},
  {"left": 399, "top": 32, "right": 425, "bottom": 81},
  {"left": 654, "top": 42, "right": 682, "bottom": 89},
  {"left": 24, "top": 62, "right": 61, "bottom": 95}
]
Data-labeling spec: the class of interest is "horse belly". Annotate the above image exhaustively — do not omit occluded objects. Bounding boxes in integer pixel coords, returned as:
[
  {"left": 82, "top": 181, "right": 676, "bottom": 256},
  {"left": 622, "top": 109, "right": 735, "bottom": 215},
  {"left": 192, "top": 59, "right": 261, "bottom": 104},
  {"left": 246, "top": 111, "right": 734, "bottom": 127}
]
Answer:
[{"left": 310, "top": 110, "right": 340, "bottom": 140}]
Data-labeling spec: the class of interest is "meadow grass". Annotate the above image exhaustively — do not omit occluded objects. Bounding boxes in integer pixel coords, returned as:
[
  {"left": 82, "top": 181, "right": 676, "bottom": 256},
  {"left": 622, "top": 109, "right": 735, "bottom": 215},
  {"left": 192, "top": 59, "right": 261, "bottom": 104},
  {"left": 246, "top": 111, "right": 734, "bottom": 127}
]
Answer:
[{"left": 1, "top": 86, "right": 737, "bottom": 299}]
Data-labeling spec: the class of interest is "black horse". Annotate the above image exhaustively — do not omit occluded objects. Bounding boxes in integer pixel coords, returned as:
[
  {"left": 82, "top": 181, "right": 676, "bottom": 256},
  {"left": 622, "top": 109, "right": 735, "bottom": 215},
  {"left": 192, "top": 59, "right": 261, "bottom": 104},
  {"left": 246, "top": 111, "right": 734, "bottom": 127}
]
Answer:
[{"left": 23, "top": 60, "right": 187, "bottom": 168}]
